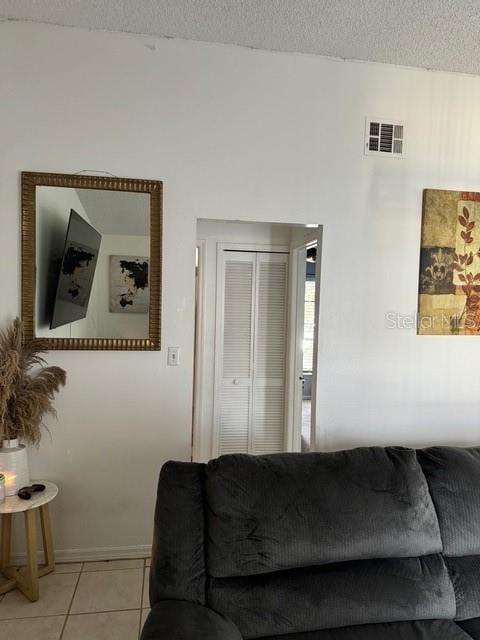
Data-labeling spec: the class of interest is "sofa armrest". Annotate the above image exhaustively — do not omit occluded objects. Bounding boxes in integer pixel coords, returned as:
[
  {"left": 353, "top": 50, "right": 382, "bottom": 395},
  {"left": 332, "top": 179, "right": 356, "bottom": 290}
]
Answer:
[{"left": 140, "top": 599, "right": 243, "bottom": 640}]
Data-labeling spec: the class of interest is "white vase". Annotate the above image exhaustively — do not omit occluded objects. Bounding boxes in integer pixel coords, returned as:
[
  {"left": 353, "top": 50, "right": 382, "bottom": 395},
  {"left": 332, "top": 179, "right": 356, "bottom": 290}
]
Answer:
[{"left": 0, "top": 439, "right": 30, "bottom": 496}]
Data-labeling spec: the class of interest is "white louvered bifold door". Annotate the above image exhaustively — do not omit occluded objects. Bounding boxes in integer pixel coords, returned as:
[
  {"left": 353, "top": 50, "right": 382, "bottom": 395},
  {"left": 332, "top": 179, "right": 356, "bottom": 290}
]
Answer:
[
  {"left": 252, "top": 253, "right": 288, "bottom": 454},
  {"left": 214, "top": 250, "right": 288, "bottom": 457},
  {"left": 214, "top": 252, "right": 256, "bottom": 456}
]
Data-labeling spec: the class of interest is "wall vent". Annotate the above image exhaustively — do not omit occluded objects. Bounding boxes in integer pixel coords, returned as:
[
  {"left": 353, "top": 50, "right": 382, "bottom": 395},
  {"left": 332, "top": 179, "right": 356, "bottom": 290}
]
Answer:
[{"left": 365, "top": 118, "right": 405, "bottom": 157}]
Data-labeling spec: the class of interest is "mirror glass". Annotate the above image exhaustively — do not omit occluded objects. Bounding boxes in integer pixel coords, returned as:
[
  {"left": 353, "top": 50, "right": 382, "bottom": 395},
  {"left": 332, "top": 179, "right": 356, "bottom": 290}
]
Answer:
[
  {"left": 22, "top": 173, "right": 161, "bottom": 350},
  {"left": 35, "top": 187, "right": 150, "bottom": 340}
]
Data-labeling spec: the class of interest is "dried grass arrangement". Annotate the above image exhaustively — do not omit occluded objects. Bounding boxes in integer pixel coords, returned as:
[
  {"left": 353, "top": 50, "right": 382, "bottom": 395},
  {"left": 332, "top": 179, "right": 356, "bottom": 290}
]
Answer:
[{"left": 0, "top": 318, "right": 66, "bottom": 445}]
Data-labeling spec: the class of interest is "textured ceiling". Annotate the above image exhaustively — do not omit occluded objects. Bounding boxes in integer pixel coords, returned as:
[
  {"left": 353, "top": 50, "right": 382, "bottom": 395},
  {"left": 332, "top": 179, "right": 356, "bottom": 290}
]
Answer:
[{"left": 1, "top": 0, "right": 480, "bottom": 75}]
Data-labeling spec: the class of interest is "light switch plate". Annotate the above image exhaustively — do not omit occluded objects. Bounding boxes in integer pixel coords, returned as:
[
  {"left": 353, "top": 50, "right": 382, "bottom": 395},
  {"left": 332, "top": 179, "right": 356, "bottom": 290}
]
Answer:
[{"left": 168, "top": 347, "right": 180, "bottom": 366}]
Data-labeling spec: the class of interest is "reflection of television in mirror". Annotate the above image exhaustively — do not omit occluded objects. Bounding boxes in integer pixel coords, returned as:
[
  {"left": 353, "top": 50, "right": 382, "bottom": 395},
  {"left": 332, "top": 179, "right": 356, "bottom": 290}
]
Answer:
[{"left": 50, "top": 210, "right": 102, "bottom": 330}]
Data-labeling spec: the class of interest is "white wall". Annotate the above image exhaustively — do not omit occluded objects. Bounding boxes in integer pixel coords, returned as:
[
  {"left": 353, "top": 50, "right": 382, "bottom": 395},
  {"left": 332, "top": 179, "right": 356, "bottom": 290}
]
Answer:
[{"left": 2, "top": 21, "right": 480, "bottom": 558}]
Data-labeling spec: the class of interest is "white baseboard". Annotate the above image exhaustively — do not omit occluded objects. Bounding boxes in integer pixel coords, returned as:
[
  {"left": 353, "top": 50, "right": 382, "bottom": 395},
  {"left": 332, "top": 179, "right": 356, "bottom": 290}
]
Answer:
[{"left": 11, "top": 544, "right": 152, "bottom": 564}]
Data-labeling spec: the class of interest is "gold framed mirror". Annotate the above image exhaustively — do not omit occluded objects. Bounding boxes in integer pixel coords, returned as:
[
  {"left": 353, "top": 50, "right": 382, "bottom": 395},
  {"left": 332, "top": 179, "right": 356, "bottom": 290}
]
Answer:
[{"left": 21, "top": 172, "right": 162, "bottom": 350}]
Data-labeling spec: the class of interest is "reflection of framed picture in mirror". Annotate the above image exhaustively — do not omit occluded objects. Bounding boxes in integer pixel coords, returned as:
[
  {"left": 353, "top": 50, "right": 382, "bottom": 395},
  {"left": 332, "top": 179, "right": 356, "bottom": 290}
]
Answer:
[
  {"left": 109, "top": 255, "right": 149, "bottom": 314},
  {"left": 21, "top": 172, "right": 162, "bottom": 350}
]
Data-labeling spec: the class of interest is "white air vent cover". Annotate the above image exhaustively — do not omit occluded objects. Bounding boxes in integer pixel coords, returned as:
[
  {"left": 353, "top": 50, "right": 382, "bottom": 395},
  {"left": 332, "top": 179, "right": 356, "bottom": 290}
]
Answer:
[{"left": 365, "top": 118, "right": 405, "bottom": 157}]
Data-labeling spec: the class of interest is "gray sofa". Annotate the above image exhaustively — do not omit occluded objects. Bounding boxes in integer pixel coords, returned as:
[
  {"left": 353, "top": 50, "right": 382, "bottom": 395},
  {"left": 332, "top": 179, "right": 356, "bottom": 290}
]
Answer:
[{"left": 140, "top": 446, "right": 480, "bottom": 639}]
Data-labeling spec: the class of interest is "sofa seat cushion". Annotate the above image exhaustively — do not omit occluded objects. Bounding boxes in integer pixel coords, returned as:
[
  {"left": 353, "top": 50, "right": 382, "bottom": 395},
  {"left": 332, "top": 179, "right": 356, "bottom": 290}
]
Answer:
[
  {"left": 140, "top": 600, "right": 242, "bottom": 640},
  {"left": 206, "top": 448, "right": 442, "bottom": 578},
  {"left": 446, "top": 556, "right": 480, "bottom": 620},
  {"left": 258, "top": 620, "right": 473, "bottom": 640},
  {"left": 458, "top": 619, "right": 480, "bottom": 639},
  {"left": 208, "top": 555, "right": 455, "bottom": 639}
]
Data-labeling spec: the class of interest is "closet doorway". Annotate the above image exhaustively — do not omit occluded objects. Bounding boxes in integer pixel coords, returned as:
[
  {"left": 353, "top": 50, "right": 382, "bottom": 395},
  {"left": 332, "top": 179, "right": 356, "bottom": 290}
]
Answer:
[{"left": 192, "top": 220, "right": 322, "bottom": 462}]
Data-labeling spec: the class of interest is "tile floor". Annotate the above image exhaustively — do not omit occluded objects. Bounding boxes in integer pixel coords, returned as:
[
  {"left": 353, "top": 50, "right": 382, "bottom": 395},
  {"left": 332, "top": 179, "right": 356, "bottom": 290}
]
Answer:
[{"left": 0, "top": 557, "right": 152, "bottom": 640}]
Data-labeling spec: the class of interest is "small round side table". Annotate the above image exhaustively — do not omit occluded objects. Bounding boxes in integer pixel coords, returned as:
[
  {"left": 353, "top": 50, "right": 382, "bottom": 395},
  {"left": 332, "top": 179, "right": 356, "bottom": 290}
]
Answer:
[{"left": 0, "top": 481, "right": 58, "bottom": 602}]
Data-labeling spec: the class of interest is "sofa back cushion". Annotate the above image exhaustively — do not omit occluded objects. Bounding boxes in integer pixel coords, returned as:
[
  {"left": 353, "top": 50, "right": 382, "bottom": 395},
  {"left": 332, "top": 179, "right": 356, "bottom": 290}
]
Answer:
[
  {"left": 207, "top": 555, "right": 455, "bottom": 639},
  {"left": 418, "top": 447, "right": 480, "bottom": 557},
  {"left": 205, "top": 447, "right": 442, "bottom": 578}
]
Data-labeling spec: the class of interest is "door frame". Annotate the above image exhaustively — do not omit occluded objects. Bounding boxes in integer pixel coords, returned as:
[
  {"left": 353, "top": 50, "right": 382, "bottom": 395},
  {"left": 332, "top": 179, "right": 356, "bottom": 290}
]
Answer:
[
  {"left": 192, "top": 240, "right": 289, "bottom": 461},
  {"left": 192, "top": 230, "right": 322, "bottom": 460},
  {"left": 285, "top": 245, "right": 307, "bottom": 452},
  {"left": 285, "top": 229, "right": 322, "bottom": 452},
  {"left": 310, "top": 229, "right": 323, "bottom": 451},
  {"left": 192, "top": 240, "right": 206, "bottom": 463}
]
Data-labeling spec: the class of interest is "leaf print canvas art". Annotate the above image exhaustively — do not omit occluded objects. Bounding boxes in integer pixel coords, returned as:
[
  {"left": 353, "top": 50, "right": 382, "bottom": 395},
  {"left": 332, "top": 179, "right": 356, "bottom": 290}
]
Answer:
[{"left": 418, "top": 190, "right": 480, "bottom": 335}]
